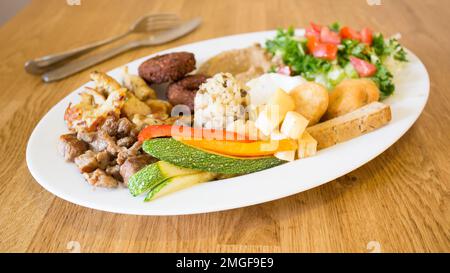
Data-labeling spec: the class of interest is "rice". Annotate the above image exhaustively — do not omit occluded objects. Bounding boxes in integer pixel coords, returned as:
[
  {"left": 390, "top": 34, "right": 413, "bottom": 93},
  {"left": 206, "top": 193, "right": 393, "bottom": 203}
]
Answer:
[{"left": 194, "top": 73, "right": 249, "bottom": 129}]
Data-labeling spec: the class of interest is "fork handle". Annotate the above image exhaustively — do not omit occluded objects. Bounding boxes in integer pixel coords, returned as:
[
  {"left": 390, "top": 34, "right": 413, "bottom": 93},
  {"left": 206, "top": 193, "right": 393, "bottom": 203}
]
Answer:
[
  {"left": 42, "top": 41, "right": 141, "bottom": 82},
  {"left": 25, "top": 31, "right": 130, "bottom": 75}
]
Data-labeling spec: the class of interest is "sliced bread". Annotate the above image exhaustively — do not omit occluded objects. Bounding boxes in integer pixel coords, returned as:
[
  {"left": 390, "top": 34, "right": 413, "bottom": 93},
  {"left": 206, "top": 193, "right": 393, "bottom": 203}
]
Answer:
[{"left": 306, "top": 102, "right": 392, "bottom": 150}]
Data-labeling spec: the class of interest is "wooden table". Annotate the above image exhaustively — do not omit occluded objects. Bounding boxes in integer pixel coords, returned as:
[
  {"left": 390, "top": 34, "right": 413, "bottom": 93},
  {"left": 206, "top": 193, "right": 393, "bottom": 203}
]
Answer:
[{"left": 0, "top": 0, "right": 448, "bottom": 253}]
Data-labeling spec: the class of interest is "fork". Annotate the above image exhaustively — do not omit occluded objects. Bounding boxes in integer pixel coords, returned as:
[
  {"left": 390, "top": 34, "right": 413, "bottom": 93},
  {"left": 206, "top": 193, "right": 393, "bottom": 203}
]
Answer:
[
  {"left": 25, "top": 13, "right": 181, "bottom": 75},
  {"left": 41, "top": 18, "right": 202, "bottom": 83}
]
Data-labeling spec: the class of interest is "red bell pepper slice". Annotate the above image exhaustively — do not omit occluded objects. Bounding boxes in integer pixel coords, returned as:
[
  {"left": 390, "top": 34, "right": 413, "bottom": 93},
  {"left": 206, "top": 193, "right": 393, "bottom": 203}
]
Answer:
[{"left": 138, "top": 125, "right": 253, "bottom": 142}]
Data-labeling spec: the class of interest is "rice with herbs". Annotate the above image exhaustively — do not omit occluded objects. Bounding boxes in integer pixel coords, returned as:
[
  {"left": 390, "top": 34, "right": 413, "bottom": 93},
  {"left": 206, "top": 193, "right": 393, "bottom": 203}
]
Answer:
[{"left": 194, "top": 73, "right": 249, "bottom": 129}]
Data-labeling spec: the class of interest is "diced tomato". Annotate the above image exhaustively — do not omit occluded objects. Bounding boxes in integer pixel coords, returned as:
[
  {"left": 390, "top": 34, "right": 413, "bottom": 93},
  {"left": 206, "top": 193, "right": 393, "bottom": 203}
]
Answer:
[
  {"left": 305, "top": 27, "right": 320, "bottom": 39},
  {"left": 310, "top": 22, "right": 322, "bottom": 32},
  {"left": 305, "top": 22, "right": 322, "bottom": 39},
  {"left": 312, "top": 43, "right": 338, "bottom": 60},
  {"left": 306, "top": 36, "right": 318, "bottom": 52},
  {"left": 307, "top": 36, "right": 338, "bottom": 61},
  {"left": 138, "top": 125, "right": 252, "bottom": 142},
  {"left": 360, "top": 27, "right": 373, "bottom": 45},
  {"left": 320, "top": 26, "right": 341, "bottom": 45},
  {"left": 276, "top": 65, "right": 291, "bottom": 76},
  {"left": 349, "top": 56, "right": 377, "bottom": 77},
  {"left": 340, "top": 26, "right": 361, "bottom": 41}
]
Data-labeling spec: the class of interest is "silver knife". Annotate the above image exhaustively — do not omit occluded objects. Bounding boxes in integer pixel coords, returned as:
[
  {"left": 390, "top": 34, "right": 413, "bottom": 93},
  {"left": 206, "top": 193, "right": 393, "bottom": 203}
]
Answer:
[{"left": 42, "top": 18, "right": 202, "bottom": 83}]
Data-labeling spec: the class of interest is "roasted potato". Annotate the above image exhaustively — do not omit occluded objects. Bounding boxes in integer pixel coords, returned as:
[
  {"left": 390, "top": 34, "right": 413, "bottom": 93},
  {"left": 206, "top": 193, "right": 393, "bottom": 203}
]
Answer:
[
  {"left": 289, "top": 82, "right": 329, "bottom": 125},
  {"left": 324, "top": 79, "right": 380, "bottom": 120},
  {"left": 122, "top": 93, "right": 152, "bottom": 118},
  {"left": 145, "top": 99, "right": 172, "bottom": 115},
  {"left": 122, "top": 67, "right": 157, "bottom": 100}
]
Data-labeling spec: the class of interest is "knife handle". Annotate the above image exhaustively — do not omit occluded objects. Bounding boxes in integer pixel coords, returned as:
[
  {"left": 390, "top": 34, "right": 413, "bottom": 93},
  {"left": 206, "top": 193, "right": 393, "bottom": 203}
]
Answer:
[
  {"left": 25, "top": 31, "right": 129, "bottom": 75},
  {"left": 41, "top": 41, "right": 139, "bottom": 83}
]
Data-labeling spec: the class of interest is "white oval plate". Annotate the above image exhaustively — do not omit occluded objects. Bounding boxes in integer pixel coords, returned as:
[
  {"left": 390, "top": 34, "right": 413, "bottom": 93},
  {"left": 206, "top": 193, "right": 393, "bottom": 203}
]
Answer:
[{"left": 26, "top": 30, "right": 429, "bottom": 215}]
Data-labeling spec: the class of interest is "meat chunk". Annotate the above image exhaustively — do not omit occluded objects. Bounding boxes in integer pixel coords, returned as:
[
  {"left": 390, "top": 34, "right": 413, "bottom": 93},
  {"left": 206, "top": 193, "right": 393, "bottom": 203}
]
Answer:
[
  {"left": 106, "top": 165, "right": 122, "bottom": 182},
  {"left": 138, "top": 52, "right": 196, "bottom": 84},
  {"left": 117, "top": 117, "right": 134, "bottom": 137},
  {"left": 120, "top": 155, "right": 158, "bottom": 186},
  {"left": 77, "top": 130, "right": 96, "bottom": 143},
  {"left": 89, "top": 130, "right": 123, "bottom": 156},
  {"left": 96, "top": 150, "right": 111, "bottom": 169},
  {"left": 74, "top": 150, "right": 98, "bottom": 172},
  {"left": 89, "top": 131, "right": 109, "bottom": 152},
  {"left": 58, "top": 134, "right": 88, "bottom": 162},
  {"left": 117, "top": 136, "right": 136, "bottom": 147},
  {"left": 83, "top": 169, "right": 118, "bottom": 188},
  {"left": 117, "top": 141, "right": 142, "bottom": 165},
  {"left": 100, "top": 115, "right": 119, "bottom": 136}
]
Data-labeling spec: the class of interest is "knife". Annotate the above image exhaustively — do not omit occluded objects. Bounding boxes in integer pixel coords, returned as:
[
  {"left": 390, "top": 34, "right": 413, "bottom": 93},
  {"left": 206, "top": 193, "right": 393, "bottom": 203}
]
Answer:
[{"left": 42, "top": 18, "right": 202, "bottom": 83}]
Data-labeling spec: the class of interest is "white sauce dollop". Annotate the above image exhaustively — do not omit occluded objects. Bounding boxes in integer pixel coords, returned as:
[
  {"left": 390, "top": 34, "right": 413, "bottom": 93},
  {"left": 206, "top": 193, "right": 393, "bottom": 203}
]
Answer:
[{"left": 246, "top": 73, "right": 306, "bottom": 106}]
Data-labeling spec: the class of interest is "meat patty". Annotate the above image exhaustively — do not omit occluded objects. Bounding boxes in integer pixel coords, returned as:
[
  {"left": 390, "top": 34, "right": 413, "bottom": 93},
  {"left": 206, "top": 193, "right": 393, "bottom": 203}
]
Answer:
[
  {"left": 166, "top": 74, "right": 208, "bottom": 111},
  {"left": 58, "top": 134, "right": 88, "bottom": 162},
  {"left": 138, "top": 52, "right": 196, "bottom": 84}
]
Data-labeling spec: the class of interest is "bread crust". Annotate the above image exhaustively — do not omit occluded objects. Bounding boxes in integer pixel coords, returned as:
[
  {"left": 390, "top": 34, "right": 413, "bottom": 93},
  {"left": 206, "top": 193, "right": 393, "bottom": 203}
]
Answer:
[{"left": 307, "top": 102, "right": 392, "bottom": 150}]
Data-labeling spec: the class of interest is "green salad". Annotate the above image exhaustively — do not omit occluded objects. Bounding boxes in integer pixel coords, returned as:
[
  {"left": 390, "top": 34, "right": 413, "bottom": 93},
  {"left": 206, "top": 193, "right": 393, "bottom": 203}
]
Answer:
[{"left": 265, "top": 22, "right": 408, "bottom": 98}]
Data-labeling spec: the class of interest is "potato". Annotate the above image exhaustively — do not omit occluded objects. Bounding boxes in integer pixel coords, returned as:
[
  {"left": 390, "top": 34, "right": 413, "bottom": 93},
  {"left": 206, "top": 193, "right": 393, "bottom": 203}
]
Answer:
[
  {"left": 289, "top": 82, "right": 329, "bottom": 125},
  {"left": 145, "top": 99, "right": 172, "bottom": 115},
  {"left": 122, "top": 93, "right": 152, "bottom": 118},
  {"left": 324, "top": 79, "right": 380, "bottom": 120},
  {"left": 122, "top": 67, "right": 157, "bottom": 100}
]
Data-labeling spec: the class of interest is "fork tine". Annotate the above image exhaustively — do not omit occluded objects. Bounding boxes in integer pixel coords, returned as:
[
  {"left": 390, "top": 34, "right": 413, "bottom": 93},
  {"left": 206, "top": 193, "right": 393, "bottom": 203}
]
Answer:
[
  {"left": 144, "top": 17, "right": 181, "bottom": 31},
  {"left": 145, "top": 17, "right": 180, "bottom": 25},
  {"left": 145, "top": 16, "right": 180, "bottom": 23},
  {"left": 130, "top": 13, "right": 179, "bottom": 29},
  {"left": 142, "top": 13, "right": 179, "bottom": 22},
  {"left": 145, "top": 17, "right": 179, "bottom": 25},
  {"left": 147, "top": 21, "right": 180, "bottom": 31}
]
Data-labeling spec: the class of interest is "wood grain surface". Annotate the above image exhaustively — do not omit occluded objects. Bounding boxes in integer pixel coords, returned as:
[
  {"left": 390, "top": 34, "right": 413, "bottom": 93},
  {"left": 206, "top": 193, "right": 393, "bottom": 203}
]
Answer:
[{"left": 0, "top": 0, "right": 449, "bottom": 253}]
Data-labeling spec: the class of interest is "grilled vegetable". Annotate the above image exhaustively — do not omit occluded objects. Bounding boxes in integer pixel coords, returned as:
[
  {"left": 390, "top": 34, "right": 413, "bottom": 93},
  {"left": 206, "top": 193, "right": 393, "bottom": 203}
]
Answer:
[
  {"left": 142, "top": 138, "right": 286, "bottom": 174},
  {"left": 128, "top": 161, "right": 200, "bottom": 196},
  {"left": 180, "top": 138, "right": 298, "bottom": 157},
  {"left": 144, "top": 172, "right": 217, "bottom": 201}
]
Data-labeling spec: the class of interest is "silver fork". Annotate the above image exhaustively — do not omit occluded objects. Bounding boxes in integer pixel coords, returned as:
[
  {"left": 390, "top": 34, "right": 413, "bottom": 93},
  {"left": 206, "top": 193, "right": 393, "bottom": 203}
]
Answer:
[
  {"left": 25, "top": 13, "right": 180, "bottom": 75},
  {"left": 41, "top": 18, "right": 202, "bottom": 83}
]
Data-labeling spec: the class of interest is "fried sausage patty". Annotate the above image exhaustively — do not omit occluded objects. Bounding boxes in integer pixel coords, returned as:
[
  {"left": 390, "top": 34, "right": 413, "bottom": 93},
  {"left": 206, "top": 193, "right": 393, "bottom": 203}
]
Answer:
[
  {"left": 166, "top": 74, "right": 208, "bottom": 111},
  {"left": 138, "top": 52, "right": 196, "bottom": 84}
]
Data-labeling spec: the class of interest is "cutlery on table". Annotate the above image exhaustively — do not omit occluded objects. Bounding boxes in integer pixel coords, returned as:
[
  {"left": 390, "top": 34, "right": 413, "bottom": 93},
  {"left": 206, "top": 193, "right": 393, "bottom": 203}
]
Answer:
[
  {"left": 41, "top": 18, "right": 201, "bottom": 83},
  {"left": 25, "top": 13, "right": 181, "bottom": 75}
]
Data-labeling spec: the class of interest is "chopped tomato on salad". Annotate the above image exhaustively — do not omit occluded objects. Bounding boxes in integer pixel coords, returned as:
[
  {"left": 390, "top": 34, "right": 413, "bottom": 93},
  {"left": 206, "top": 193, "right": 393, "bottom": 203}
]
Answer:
[{"left": 265, "top": 22, "right": 408, "bottom": 98}]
